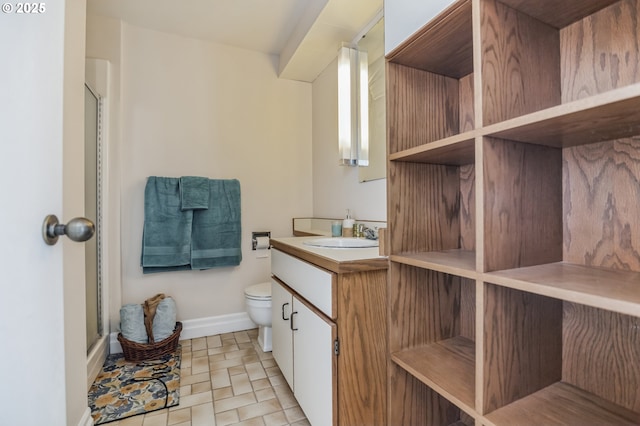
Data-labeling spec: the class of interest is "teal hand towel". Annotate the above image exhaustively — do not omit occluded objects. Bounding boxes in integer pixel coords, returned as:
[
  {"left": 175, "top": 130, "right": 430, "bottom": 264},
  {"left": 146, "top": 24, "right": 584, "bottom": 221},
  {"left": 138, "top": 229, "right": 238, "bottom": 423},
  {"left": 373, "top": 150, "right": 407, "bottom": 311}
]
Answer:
[
  {"left": 191, "top": 179, "right": 242, "bottom": 269},
  {"left": 120, "top": 304, "right": 148, "bottom": 344},
  {"left": 179, "top": 176, "right": 210, "bottom": 211},
  {"left": 152, "top": 297, "right": 177, "bottom": 342},
  {"left": 141, "top": 177, "right": 193, "bottom": 273}
]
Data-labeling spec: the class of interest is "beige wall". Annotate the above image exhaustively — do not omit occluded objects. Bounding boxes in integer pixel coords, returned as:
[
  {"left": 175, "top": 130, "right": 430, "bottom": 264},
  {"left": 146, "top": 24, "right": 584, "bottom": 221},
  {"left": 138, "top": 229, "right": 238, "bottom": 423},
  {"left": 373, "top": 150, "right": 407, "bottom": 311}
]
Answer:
[
  {"left": 86, "top": 16, "right": 387, "bottom": 332},
  {"left": 118, "top": 24, "right": 313, "bottom": 320},
  {"left": 311, "top": 57, "right": 387, "bottom": 222}
]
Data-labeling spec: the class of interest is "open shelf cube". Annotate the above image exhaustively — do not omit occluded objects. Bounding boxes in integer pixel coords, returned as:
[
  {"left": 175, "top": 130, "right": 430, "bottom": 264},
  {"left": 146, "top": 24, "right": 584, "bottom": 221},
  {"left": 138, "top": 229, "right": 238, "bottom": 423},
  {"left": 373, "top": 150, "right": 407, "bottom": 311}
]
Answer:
[
  {"left": 483, "top": 283, "right": 640, "bottom": 425},
  {"left": 392, "top": 337, "right": 475, "bottom": 414},
  {"left": 483, "top": 135, "right": 640, "bottom": 274},
  {"left": 389, "top": 160, "right": 476, "bottom": 272},
  {"left": 481, "top": 136, "right": 563, "bottom": 272},
  {"left": 388, "top": 364, "right": 476, "bottom": 426},
  {"left": 388, "top": 264, "right": 476, "bottom": 419},
  {"left": 481, "top": 0, "right": 640, "bottom": 126},
  {"left": 387, "top": 0, "right": 474, "bottom": 157}
]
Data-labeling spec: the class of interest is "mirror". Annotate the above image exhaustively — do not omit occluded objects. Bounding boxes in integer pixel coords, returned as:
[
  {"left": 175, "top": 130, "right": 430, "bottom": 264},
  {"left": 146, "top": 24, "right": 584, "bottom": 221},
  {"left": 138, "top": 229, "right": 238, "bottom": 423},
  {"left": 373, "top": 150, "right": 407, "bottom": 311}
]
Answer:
[{"left": 358, "top": 17, "right": 385, "bottom": 182}]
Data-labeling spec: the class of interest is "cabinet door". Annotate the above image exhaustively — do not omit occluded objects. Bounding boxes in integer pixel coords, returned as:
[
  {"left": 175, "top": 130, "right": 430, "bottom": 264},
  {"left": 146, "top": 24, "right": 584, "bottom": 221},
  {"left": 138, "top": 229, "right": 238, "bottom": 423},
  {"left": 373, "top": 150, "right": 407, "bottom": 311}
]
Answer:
[
  {"left": 292, "top": 296, "right": 337, "bottom": 426},
  {"left": 271, "top": 279, "right": 294, "bottom": 390}
]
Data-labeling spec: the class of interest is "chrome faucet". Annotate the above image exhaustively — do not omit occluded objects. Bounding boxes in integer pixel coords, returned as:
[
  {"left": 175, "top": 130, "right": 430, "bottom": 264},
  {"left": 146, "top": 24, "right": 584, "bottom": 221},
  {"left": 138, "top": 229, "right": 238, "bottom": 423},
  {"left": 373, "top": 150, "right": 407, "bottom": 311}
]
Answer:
[{"left": 355, "top": 224, "right": 378, "bottom": 240}]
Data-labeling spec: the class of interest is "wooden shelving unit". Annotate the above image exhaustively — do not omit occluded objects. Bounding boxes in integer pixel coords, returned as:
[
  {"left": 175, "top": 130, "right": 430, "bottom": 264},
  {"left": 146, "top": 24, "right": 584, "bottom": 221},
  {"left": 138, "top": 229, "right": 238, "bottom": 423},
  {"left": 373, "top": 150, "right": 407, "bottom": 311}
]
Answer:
[
  {"left": 386, "top": 0, "right": 640, "bottom": 424},
  {"left": 391, "top": 250, "right": 477, "bottom": 279},
  {"left": 391, "top": 336, "right": 476, "bottom": 415}
]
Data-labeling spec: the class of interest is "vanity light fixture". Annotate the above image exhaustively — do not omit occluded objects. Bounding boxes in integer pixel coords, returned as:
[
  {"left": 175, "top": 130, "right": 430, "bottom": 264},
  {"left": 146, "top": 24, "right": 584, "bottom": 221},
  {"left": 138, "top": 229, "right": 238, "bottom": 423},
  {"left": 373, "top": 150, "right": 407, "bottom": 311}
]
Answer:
[{"left": 338, "top": 46, "right": 369, "bottom": 166}]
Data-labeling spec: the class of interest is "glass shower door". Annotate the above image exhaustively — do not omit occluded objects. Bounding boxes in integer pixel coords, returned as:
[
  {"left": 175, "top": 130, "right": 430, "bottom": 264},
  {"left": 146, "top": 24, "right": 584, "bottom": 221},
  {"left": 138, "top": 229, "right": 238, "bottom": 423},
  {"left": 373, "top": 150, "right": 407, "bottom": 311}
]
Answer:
[{"left": 84, "top": 84, "right": 101, "bottom": 352}]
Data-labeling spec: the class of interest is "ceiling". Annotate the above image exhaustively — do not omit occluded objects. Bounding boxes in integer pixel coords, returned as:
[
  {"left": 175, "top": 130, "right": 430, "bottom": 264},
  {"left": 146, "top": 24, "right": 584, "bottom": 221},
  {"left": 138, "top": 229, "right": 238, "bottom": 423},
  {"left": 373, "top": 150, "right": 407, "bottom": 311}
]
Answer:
[{"left": 86, "top": 0, "right": 383, "bottom": 82}]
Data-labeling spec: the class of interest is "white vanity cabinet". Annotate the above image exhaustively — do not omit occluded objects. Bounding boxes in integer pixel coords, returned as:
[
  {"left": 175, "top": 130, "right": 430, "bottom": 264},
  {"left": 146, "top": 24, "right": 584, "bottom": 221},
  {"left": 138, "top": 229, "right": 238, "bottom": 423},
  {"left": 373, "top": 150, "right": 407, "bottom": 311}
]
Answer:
[
  {"left": 272, "top": 277, "right": 337, "bottom": 426},
  {"left": 271, "top": 249, "right": 337, "bottom": 426},
  {"left": 291, "top": 297, "right": 336, "bottom": 426},
  {"left": 270, "top": 239, "right": 388, "bottom": 426},
  {"left": 270, "top": 279, "right": 295, "bottom": 387}
]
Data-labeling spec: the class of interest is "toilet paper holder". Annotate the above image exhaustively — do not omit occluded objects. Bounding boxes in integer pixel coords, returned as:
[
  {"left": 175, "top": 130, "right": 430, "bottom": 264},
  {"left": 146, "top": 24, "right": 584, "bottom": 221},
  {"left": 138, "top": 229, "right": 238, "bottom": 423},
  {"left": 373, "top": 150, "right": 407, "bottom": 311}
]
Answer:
[{"left": 252, "top": 231, "right": 271, "bottom": 250}]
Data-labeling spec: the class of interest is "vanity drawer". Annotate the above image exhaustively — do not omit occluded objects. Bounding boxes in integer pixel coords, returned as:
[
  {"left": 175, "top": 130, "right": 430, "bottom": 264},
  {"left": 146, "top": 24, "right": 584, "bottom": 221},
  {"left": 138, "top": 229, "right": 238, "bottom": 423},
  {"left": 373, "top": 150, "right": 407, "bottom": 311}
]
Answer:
[{"left": 271, "top": 249, "right": 336, "bottom": 319}]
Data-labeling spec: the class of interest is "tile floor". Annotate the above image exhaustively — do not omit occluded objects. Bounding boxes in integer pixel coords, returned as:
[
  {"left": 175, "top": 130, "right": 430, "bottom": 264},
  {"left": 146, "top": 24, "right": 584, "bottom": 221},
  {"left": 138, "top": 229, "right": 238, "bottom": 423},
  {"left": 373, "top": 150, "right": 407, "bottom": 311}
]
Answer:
[{"left": 106, "top": 329, "right": 310, "bottom": 426}]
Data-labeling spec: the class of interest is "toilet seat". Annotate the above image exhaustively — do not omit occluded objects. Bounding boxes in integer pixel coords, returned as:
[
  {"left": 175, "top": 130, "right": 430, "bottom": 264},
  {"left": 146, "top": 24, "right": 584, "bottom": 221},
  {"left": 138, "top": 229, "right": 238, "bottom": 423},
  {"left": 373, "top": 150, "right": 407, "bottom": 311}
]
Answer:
[{"left": 245, "top": 282, "right": 271, "bottom": 300}]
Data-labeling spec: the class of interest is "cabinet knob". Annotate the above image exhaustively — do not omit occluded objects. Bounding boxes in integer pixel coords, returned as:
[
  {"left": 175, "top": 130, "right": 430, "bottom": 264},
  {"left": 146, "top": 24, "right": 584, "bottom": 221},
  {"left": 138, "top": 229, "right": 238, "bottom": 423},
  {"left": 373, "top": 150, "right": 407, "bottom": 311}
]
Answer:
[{"left": 290, "top": 311, "right": 298, "bottom": 331}]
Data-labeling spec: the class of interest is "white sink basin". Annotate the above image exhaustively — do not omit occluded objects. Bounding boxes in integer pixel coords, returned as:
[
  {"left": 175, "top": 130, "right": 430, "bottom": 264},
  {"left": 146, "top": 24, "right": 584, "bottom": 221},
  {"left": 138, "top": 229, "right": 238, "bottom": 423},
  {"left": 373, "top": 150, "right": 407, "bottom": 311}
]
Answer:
[{"left": 303, "top": 237, "right": 379, "bottom": 248}]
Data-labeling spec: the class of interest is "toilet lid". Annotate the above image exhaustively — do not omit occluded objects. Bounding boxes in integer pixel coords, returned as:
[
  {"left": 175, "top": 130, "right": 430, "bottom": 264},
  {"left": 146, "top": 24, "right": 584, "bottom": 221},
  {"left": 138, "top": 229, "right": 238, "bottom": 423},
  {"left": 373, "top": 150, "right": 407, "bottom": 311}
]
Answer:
[{"left": 245, "top": 282, "right": 271, "bottom": 299}]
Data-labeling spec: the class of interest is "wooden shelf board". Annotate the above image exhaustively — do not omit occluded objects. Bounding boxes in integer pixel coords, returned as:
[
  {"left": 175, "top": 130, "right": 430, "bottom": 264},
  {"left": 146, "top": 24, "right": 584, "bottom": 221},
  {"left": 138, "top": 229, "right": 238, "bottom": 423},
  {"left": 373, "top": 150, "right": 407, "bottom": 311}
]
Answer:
[
  {"left": 448, "top": 421, "right": 473, "bottom": 426},
  {"left": 391, "top": 250, "right": 477, "bottom": 279},
  {"left": 483, "top": 84, "right": 640, "bottom": 148},
  {"left": 387, "top": 0, "right": 473, "bottom": 78},
  {"left": 485, "top": 262, "right": 640, "bottom": 317},
  {"left": 498, "top": 0, "right": 620, "bottom": 29},
  {"left": 483, "top": 382, "right": 640, "bottom": 426},
  {"left": 389, "top": 132, "right": 476, "bottom": 165},
  {"left": 391, "top": 336, "right": 476, "bottom": 415}
]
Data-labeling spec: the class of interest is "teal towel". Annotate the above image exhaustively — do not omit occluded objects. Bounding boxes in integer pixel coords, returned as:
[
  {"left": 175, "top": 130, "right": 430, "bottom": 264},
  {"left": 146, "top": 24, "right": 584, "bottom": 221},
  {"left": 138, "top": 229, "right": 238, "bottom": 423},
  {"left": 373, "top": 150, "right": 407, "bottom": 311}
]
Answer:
[
  {"left": 179, "top": 176, "right": 210, "bottom": 211},
  {"left": 120, "top": 304, "right": 148, "bottom": 344},
  {"left": 141, "top": 177, "right": 192, "bottom": 274},
  {"left": 191, "top": 179, "right": 242, "bottom": 269},
  {"left": 152, "top": 297, "right": 177, "bottom": 342}
]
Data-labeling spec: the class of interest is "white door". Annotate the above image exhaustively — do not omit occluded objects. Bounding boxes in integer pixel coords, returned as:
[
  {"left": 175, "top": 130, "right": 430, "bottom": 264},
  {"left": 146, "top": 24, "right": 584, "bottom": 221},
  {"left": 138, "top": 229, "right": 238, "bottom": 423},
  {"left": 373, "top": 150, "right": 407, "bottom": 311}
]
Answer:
[
  {"left": 271, "top": 279, "right": 294, "bottom": 389},
  {"left": 0, "top": 2, "right": 88, "bottom": 425},
  {"left": 293, "top": 296, "right": 337, "bottom": 426}
]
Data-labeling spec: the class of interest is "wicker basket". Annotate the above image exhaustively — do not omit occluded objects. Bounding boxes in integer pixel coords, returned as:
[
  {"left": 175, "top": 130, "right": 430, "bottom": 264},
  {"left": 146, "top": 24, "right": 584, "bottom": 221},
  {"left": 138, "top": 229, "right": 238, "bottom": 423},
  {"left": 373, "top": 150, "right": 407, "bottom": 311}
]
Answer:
[{"left": 118, "top": 322, "right": 182, "bottom": 362}]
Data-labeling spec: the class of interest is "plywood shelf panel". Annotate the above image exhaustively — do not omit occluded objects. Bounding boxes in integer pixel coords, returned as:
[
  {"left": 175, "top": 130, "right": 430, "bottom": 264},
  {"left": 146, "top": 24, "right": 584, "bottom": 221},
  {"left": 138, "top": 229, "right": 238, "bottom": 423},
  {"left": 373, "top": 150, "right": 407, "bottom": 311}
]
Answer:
[
  {"left": 498, "top": 0, "right": 620, "bottom": 29},
  {"left": 485, "top": 262, "right": 640, "bottom": 317},
  {"left": 391, "top": 336, "right": 476, "bottom": 416},
  {"left": 483, "top": 84, "right": 640, "bottom": 148},
  {"left": 483, "top": 382, "right": 640, "bottom": 426},
  {"left": 391, "top": 250, "right": 476, "bottom": 279},
  {"left": 387, "top": 0, "right": 473, "bottom": 78},
  {"left": 391, "top": 82, "right": 640, "bottom": 160},
  {"left": 389, "top": 133, "right": 475, "bottom": 165}
]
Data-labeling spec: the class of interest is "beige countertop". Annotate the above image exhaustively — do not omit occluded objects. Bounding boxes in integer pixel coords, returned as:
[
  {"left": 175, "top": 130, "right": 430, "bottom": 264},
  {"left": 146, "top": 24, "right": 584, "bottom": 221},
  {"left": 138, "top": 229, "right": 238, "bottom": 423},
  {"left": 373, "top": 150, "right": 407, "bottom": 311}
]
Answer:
[{"left": 270, "top": 236, "right": 388, "bottom": 274}]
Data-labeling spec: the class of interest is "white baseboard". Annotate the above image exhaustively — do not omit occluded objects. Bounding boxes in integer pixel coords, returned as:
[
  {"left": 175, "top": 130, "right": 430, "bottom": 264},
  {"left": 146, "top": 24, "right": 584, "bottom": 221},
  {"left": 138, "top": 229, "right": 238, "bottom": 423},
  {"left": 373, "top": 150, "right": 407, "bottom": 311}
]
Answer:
[
  {"left": 77, "top": 407, "right": 94, "bottom": 426},
  {"left": 87, "top": 335, "right": 108, "bottom": 390},
  {"left": 110, "top": 312, "right": 256, "bottom": 353}
]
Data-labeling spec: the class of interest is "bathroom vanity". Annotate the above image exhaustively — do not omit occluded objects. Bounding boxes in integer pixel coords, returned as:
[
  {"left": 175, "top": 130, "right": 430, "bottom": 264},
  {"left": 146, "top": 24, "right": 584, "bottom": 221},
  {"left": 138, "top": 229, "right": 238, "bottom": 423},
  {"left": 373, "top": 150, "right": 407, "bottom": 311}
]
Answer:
[{"left": 270, "top": 236, "right": 388, "bottom": 426}]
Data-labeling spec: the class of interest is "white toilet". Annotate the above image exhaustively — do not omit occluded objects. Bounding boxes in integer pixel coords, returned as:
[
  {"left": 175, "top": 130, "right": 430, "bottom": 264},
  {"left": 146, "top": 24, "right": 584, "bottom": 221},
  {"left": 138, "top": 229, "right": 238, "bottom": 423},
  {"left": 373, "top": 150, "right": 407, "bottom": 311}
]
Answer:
[{"left": 244, "top": 282, "right": 272, "bottom": 352}]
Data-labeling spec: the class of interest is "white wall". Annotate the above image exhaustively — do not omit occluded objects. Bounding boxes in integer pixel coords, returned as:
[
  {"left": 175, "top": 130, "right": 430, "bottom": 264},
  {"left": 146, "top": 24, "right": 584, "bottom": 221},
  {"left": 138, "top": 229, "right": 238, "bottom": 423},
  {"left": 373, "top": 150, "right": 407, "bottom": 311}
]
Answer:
[
  {"left": 384, "top": 0, "right": 456, "bottom": 53},
  {"left": 119, "top": 24, "right": 313, "bottom": 321},
  {"left": 311, "top": 57, "right": 387, "bottom": 222}
]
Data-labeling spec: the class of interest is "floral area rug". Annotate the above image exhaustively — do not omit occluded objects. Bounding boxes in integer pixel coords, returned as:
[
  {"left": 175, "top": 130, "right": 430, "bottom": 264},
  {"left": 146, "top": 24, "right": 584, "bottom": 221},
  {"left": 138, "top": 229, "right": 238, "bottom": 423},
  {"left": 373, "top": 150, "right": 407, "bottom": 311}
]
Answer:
[{"left": 88, "top": 347, "right": 181, "bottom": 425}]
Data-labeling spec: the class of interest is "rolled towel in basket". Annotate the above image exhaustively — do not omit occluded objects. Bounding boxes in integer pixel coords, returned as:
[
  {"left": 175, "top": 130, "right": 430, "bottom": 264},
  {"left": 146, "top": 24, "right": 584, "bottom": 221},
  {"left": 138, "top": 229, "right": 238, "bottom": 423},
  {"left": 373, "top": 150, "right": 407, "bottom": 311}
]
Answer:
[
  {"left": 152, "top": 297, "right": 177, "bottom": 342},
  {"left": 120, "top": 304, "right": 148, "bottom": 343},
  {"left": 143, "top": 293, "right": 165, "bottom": 343}
]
